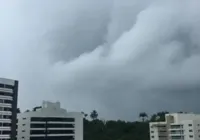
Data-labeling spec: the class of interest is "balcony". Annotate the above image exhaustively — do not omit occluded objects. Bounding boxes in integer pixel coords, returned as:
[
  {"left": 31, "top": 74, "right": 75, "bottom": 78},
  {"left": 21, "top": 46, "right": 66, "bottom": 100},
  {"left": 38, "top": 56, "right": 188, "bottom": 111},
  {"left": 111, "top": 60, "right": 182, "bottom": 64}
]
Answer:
[
  {"left": 169, "top": 124, "right": 183, "bottom": 130},
  {"left": 47, "top": 121, "right": 75, "bottom": 124},
  {"left": 0, "top": 88, "right": 13, "bottom": 93},
  {"left": 0, "top": 119, "right": 11, "bottom": 123},
  {"left": 169, "top": 135, "right": 184, "bottom": 140},
  {"left": 48, "top": 128, "right": 75, "bottom": 130},
  {"left": 47, "top": 134, "right": 74, "bottom": 137},
  {"left": 0, "top": 103, "right": 12, "bottom": 108},
  {"left": 169, "top": 129, "right": 184, "bottom": 136},
  {"left": 0, "top": 135, "right": 10, "bottom": 139},
  {"left": 0, "top": 127, "right": 11, "bottom": 131},
  {"left": 0, "top": 111, "right": 12, "bottom": 115},
  {"left": 0, "top": 95, "right": 13, "bottom": 100}
]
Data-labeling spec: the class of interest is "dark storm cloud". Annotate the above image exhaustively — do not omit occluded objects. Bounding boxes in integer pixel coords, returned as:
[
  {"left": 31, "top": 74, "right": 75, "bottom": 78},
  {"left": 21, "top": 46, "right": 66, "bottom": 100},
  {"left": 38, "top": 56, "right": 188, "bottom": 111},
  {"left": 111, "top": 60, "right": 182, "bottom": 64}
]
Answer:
[{"left": 1, "top": 0, "right": 200, "bottom": 120}]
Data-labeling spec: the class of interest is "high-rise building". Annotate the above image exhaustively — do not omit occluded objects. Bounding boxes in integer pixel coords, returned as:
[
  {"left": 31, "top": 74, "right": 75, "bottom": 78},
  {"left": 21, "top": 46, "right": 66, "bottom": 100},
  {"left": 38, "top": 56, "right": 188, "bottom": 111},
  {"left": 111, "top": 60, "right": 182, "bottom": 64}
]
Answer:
[
  {"left": 0, "top": 78, "right": 18, "bottom": 140},
  {"left": 149, "top": 113, "right": 200, "bottom": 140},
  {"left": 17, "top": 101, "right": 83, "bottom": 140}
]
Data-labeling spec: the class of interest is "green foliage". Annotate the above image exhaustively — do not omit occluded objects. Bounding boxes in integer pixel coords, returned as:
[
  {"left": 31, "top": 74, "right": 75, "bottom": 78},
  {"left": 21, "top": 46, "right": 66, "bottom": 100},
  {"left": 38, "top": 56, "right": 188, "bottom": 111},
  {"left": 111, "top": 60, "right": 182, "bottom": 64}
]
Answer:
[
  {"left": 25, "top": 109, "right": 30, "bottom": 112},
  {"left": 139, "top": 112, "right": 148, "bottom": 122},
  {"left": 81, "top": 112, "right": 88, "bottom": 119},
  {"left": 17, "top": 108, "right": 21, "bottom": 113},
  {"left": 84, "top": 111, "right": 170, "bottom": 140},
  {"left": 150, "top": 111, "right": 168, "bottom": 122},
  {"left": 90, "top": 110, "right": 98, "bottom": 120},
  {"left": 84, "top": 119, "right": 149, "bottom": 140}
]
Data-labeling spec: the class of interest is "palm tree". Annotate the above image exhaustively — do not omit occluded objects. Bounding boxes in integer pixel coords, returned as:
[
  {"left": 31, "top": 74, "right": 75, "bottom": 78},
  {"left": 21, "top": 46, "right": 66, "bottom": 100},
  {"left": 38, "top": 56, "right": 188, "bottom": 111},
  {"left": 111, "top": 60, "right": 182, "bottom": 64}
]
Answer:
[
  {"left": 90, "top": 110, "right": 98, "bottom": 120},
  {"left": 139, "top": 112, "right": 148, "bottom": 122}
]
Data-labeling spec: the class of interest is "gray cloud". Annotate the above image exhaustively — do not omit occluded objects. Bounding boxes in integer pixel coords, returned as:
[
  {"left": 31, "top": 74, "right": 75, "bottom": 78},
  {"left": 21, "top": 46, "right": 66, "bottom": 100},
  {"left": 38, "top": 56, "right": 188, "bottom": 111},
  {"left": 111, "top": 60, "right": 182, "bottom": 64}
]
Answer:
[{"left": 1, "top": 0, "right": 200, "bottom": 120}]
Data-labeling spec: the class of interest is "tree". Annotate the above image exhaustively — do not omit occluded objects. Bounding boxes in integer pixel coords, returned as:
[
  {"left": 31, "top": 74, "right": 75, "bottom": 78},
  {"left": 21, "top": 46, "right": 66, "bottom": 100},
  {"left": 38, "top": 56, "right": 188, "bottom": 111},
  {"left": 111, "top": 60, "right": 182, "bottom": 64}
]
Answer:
[
  {"left": 17, "top": 108, "right": 21, "bottom": 114},
  {"left": 25, "top": 109, "right": 30, "bottom": 112},
  {"left": 84, "top": 117, "right": 149, "bottom": 140},
  {"left": 150, "top": 111, "right": 169, "bottom": 122},
  {"left": 81, "top": 112, "right": 88, "bottom": 119},
  {"left": 90, "top": 110, "right": 98, "bottom": 120},
  {"left": 139, "top": 112, "right": 148, "bottom": 122}
]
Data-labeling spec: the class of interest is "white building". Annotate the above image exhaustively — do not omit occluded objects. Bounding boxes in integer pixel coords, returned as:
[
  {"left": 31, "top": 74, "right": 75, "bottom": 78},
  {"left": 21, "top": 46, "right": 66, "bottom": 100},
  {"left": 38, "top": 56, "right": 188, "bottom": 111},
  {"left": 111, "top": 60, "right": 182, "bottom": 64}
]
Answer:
[
  {"left": 0, "top": 78, "right": 18, "bottom": 140},
  {"left": 17, "top": 101, "right": 83, "bottom": 140},
  {"left": 149, "top": 113, "right": 200, "bottom": 140}
]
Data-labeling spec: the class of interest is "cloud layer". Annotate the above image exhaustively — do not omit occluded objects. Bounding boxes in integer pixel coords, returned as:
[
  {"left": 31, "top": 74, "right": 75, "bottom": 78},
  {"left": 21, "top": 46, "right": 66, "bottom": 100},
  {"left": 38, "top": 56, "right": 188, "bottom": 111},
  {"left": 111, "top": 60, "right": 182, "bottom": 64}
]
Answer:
[{"left": 1, "top": 0, "right": 200, "bottom": 120}]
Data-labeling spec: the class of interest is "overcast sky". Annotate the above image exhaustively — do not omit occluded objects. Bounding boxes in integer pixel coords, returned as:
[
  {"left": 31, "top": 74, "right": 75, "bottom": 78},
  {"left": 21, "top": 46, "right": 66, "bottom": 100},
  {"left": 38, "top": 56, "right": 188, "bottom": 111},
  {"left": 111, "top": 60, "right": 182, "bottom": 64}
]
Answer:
[{"left": 1, "top": 0, "right": 200, "bottom": 120}]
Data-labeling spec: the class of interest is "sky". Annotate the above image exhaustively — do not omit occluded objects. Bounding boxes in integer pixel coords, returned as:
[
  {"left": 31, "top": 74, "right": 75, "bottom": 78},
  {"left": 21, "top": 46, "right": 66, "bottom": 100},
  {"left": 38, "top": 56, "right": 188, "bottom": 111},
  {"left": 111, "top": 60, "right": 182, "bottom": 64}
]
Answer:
[{"left": 1, "top": 0, "right": 200, "bottom": 121}]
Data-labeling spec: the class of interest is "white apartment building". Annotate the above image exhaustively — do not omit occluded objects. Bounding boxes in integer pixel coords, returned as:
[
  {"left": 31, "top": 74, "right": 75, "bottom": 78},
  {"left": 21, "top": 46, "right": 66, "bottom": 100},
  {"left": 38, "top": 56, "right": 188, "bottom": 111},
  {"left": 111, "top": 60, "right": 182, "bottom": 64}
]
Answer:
[
  {"left": 17, "top": 101, "right": 83, "bottom": 140},
  {"left": 0, "top": 78, "right": 18, "bottom": 140},
  {"left": 149, "top": 113, "right": 200, "bottom": 140}
]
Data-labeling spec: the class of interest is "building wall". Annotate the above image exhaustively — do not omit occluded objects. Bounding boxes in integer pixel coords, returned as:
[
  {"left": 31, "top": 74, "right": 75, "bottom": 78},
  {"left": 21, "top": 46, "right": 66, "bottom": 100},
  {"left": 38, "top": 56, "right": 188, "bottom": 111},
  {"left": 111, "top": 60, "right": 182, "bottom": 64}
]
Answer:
[
  {"left": 189, "top": 120, "right": 200, "bottom": 140},
  {"left": 0, "top": 78, "right": 18, "bottom": 140},
  {"left": 17, "top": 101, "right": 83, "bottom": 140},
  {"left": 149, "top": 122, "right": 167, "bottom": 140},
  {"left": 17, "top": 116, "right": 31, "bottom": 140},
  {"left": 150, "top": 113, "right": 200, "bottom": 140}
]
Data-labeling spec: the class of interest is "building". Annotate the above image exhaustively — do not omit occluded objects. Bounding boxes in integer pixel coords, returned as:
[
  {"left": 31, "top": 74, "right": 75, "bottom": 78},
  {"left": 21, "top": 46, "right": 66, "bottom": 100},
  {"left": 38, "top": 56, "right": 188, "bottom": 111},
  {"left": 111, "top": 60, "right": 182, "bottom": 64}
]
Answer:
[
  {"left": 149, "top": 113, "right": 200, "bottom": 140},
  {"left": 0, "top": 78, "right": 18, "bottom": 140},
  {"left": 17, "top": 101, "right": 83, "bottom": 140}
]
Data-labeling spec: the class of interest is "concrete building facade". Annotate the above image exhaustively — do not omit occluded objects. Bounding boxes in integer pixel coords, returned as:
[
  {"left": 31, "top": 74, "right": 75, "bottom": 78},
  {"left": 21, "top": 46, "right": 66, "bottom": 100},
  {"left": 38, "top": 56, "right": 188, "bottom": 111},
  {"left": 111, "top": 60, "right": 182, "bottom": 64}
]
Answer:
[
  {"left": 150, "top": 113, "right": 200, "bottom": 140},
  {"left": 0, "top": 78, "right": 18, "bottom": 140},
  {"left": 17, "top": 101, "right": 83, "bottom": 140}
]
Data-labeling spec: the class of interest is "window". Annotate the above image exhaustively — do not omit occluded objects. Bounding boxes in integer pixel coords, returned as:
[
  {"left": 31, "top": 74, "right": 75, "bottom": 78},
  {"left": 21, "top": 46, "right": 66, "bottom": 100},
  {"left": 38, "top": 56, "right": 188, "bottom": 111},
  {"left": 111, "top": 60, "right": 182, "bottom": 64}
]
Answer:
[
  {"left": 3, "top": 115, "right": 11, "bottom": 119},
  {"left": 22, "top": 118, "right": 26, "bottom": 120},
  {"left": 0, "top": 92, "right": 12, "bottom": 97},
  {"left": 0, "top": 107, "right": 3, "bottom": 111},
  {"left": 31, "top": 123, "right": 45, "bottom": 128},
  {"left": 0, "top": 84, "right": 4, "bottom": 88},
  {"left": 4, "top": 108, "right": 12, "bottom": 111},
  {"left": 189, "top": 135, "right": 193, "bottom": 138},
  {"left": 30, "top": 130, "right": 46, "bottom": 135},
  {"left": 0, "top": 99, "right": 3, "bottom": 103},
  {"left": 47, "top": 130, "right": 74, "bottom": 134},
  {"left": 159, "top": 136, "right": 167, "bottom": 138},
  {"left": 151, "top": 136, "right": 154, "bottom": 138},
  {"left": 4, "top": 85, "right": 13, "bottom": 89},
  {"left": 198, "top": 124, "right": 200, "bottom": 126},
  {"left": 189, "top": 124, "right": 192, "bottom": 126},
  {"left": 30, "top": 136, "right": 74, "bottom": 140},
  {"left": 2, "top": 131, "right": 11, "bottom": 134},
  {"left": 4, "top": 100, "right": 12, "bottom": 104},
  {"left": 46, "top": 123, "right": 74, "bottom": 128},
  {"left": 31, "top": 117, "right": 75, "bottom": 122},
  {"left": 151, "top": 131, "right": 154, "bottom": 133},
  {"left": 22, "top": 130, "right": 25, "bottom": 132},
  {"left": 189, "top": 130, "right": 193, "bottom": 132},
  {"left": 159, "top": 130, "right": 167, "bottom": 133},
  {"left": 22, "top": 124, "right": 25, "bottom": 126},
  {"left": 3, "top": 123, "right": 11, "bottom": 127}
]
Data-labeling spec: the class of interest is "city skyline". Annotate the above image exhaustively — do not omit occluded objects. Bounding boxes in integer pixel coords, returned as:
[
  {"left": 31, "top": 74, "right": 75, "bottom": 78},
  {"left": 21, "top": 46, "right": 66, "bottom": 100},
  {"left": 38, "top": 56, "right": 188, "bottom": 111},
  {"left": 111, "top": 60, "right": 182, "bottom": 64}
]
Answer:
[{"left": 1, "top": 0, "right": 200, "bottom": 121}]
